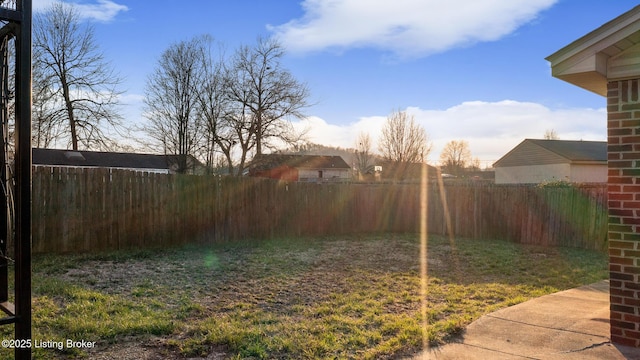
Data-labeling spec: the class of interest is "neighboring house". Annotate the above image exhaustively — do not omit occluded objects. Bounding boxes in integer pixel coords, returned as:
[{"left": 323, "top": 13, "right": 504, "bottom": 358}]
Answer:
[
  {"left": 32, "top": 148, "right": 205, "bottom": 174},
  {"left": 248, "top": 154, "right": 351, "bottom": 182},
  {"left": 493, "top": 139, "right": 607, "bottom": 184}
]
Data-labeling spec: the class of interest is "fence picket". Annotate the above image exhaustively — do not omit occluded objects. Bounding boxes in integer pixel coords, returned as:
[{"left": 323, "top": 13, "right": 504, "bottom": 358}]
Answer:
[{"left": 28, "top": 167, "right": 609, "bottom": 253}]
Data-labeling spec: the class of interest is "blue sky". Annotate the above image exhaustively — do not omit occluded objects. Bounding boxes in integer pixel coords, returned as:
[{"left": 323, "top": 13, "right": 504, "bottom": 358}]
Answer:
[{"left": 33, "top": 0, "right": 640, "bottom": 166}]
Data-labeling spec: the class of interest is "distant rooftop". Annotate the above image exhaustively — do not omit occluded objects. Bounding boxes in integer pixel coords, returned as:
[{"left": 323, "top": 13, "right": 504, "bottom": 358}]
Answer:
[
  {"left": 32, "top": 148, "right": 201, "bottom": 173},
  {"left": 249, "top": 154, "right": 351, "bottom": 172},
  {"left": 493, "top": 139, "right": 607, "bottom": 168},
  {"left": 528, "top": 139, "right": 607, "bottom": 162}
]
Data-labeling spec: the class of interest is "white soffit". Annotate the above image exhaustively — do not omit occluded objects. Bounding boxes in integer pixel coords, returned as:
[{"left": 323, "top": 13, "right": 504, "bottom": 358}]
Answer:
[{"left": 546, "top": 6, "right": 640, "bottom": 96}]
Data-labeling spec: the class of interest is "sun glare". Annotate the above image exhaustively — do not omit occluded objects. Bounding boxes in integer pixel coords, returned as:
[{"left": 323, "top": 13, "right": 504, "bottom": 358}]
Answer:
[{"left": 420, "top": 162, "right": 429, "bottom": 352}]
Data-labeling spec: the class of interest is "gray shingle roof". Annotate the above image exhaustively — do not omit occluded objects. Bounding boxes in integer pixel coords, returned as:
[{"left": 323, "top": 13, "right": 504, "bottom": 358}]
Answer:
[
  {"left": 494, "top": 139, "right": 607, "bottom": 168},
  {"left": 528, "top": 139, "right": 607, "bottom": 162},
  {"left": 32, "top": 148, "right": 188, "bottom": 170}
]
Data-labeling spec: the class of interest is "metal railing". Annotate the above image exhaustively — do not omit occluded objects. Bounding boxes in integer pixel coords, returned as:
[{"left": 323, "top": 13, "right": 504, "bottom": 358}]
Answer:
[{"left": 0, "top": 1, "right": 31, "bottom": 359}]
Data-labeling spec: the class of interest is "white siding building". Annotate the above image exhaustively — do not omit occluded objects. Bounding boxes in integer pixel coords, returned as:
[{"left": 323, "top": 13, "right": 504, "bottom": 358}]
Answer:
[
  {"left": 494, "top": 139, "right": 607, "bottom": 184},
  {"left": 249, "top": 154, "right": 352, "bottom": 182}
]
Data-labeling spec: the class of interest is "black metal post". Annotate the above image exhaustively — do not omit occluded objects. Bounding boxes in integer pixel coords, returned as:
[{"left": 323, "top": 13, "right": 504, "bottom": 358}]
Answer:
[
  {"left": 0, "top": 35, "right": 8, "bottom": 306},
  {"left": 14, "top": 0, "right": 31, "bottom": 359}
]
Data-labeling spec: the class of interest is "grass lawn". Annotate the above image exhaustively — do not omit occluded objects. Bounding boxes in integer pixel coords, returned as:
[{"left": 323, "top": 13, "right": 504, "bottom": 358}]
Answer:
[{"left": 0, "top": 234, "right": 607, "bottom": 359}]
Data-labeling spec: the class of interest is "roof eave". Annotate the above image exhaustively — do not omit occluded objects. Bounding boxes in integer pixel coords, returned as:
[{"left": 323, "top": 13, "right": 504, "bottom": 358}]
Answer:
[
  {"left": 571, "top": 160, "right": 607, "bottom": 165},
  {"left": 546, "top": 5, "right": 640, "bottom": 96}
]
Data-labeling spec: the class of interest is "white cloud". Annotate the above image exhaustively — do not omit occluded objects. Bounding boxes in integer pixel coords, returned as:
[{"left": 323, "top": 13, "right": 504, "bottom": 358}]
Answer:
[
  {"left": 33, "top": 0, "right": 128, "bottom": 22},
  {"left": 292, "top": 100, "right": 606, "bottom": 167},
  {"left": 118, "top": 92, "right": 145, "bottom": 106},
  {"left": 269, "top": 0, "right": 557, "bottom": 58}
]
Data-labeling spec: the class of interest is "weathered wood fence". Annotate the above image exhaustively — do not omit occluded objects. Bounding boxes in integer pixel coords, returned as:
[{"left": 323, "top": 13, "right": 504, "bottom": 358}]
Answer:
[{"left": 31, "top": 167, "right": 608, "bottom": 253}]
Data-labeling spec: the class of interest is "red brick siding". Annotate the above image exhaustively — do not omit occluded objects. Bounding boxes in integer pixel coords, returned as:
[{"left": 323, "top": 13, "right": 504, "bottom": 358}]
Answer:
[{"left": 609, "top": 79, "right": 640, "bottom": 347}]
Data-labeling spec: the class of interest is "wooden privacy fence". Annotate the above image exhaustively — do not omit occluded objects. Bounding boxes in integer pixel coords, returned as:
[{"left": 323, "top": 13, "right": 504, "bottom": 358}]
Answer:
[
  {"left": 31, "top": 167, "right": 608, "bottom": 253},
  {"left": 425, "top": 183, "right": 608, "bottom": 250}
]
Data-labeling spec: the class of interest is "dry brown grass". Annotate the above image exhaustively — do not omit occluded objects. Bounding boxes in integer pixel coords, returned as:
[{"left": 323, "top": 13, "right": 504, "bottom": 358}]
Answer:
[{"left": 0, "top": 234, "right": 607, "bottom": 359}]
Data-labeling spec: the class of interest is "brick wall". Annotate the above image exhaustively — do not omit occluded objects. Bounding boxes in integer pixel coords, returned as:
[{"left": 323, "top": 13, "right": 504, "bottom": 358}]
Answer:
[{"left": 608, "top": 79, "right": 640, "bottom": 347}]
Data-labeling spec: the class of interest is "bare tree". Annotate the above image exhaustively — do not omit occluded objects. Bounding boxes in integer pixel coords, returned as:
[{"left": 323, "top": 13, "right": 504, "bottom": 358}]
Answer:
[
  {"left": 33, "top": 1, "right": 123, "bottom": 150},
  {"left": 195, "top": 36, "right": 228, "bottom": 173},
  {"left": 544, "top": 129, "right": 559, "bottom": 140},
  {"left": 355, "top": 132, "right": 373, "bottom": 176},
  {"left": 225, "top": 37, "right": 309, "bottom": 156},
  {"left": 378, "top": 110, "right": 430, "bottom": 163},
  {"left": 144, "top": 36, "right": 207, "bottom": 173},
  {"left": 144, "top": 36, "right": 310, "bottom": 175},
  {"left": 221, "top": 104, "right": 256, "bottom": 176},
  {"left": 469, "top": 157, "right": 482, "bottom": 171},
  {"left": 440, "top": 140, "right": 472, "bottom": 176},
  {"left": 32, "top": 47, "right": 63, "bottom": 148}
]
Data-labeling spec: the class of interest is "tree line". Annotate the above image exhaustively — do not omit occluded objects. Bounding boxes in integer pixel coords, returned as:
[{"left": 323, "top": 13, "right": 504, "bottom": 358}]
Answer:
[
  {"left": 28, "top": 2, "right": 486, "bottom": 177},
  {"left": 354, "top": 109, "right": 480, "bottom": 179},
  {"left": 29, "top": 2, "right": 309, "bottom": 175}
]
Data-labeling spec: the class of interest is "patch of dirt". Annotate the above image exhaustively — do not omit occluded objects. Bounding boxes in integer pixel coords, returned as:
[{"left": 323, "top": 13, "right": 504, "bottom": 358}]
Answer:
[
  {"left": 84, "top": 338, "right": 231, "bottom": 360},
  {"left": 61, "top": 259, "right": 190, "bottom": 294},
  {"left": 47, "top": 236, "right": 454, "bottom": 359},
  {"left": 85, "top": 343, "right": 167, "bottom": 360}
]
